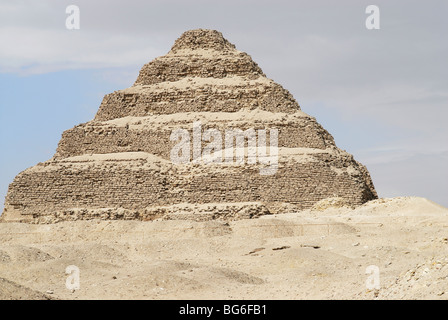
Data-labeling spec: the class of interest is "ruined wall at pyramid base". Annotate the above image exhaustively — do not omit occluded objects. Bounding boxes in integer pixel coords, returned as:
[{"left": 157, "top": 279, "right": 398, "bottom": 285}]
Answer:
[{"left": 1, "top": 150, "right": 377, "bottom": 223}]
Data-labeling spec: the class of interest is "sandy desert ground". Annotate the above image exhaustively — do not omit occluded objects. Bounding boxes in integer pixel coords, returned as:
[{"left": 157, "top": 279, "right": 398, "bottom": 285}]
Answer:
[{"left": 1, "top": 196, "right": 448, "bottom": 300}]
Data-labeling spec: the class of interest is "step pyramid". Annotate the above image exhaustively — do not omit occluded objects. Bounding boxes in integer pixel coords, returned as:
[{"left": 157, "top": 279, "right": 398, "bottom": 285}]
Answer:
[{"left": 1, "top": 29, "right": 377, "bottom": 223}]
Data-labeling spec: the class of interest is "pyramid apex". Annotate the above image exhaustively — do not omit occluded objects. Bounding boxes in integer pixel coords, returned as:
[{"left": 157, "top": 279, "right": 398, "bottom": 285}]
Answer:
[{"left": 170, "top": 29, "right": 236, "bottom": 52}]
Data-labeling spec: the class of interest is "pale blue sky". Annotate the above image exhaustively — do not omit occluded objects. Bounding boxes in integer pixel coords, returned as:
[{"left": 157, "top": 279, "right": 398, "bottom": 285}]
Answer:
[{"left": 0, "top": 0, "right": 447, "bottom": 210}]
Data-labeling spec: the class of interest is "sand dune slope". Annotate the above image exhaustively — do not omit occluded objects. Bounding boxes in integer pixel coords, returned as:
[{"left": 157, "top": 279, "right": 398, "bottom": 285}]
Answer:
[{"left": 0, "top": 196, "right": 447, "bottom": 300}]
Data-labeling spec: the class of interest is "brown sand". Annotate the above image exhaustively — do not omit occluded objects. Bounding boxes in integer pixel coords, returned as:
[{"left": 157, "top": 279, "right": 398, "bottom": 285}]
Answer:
[{"left": 1, "top": 196, "right": 447, "bottom": 300}]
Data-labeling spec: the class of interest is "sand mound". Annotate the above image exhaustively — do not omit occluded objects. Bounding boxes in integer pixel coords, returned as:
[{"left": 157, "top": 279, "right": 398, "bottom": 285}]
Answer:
[
  {"left": 0, "top": 277, "right": 52, "bottom": 300},
  {"left": 0, "top": 196, "right": 447, "bottom": 300},
  {"left": 376, "top": 255, "right": 448, "bottom": 299},
  {"left": 353, "top": 196, "right": 448, "bottom": 216}
]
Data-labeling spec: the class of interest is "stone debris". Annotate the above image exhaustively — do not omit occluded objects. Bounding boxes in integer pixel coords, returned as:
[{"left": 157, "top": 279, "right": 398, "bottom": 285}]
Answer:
[
  {"left": 311, "top": 197, "right": 354, "bottom": 211},
  {"left": 272, "top": 246, "right": 290, "bottom": 251},
  {"left": 367, "top": 256, "right": 448, "bottom": 299}
]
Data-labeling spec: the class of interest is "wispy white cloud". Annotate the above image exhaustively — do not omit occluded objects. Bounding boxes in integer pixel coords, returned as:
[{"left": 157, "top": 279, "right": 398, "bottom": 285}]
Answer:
[{"left": 0, "top": 26, "right": 164, "bottom": 75}]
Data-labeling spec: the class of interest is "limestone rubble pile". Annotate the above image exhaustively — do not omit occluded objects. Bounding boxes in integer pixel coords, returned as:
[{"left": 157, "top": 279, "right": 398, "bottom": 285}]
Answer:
[{"left": 1, "top": 29, "right": 377, "bottom": 223}]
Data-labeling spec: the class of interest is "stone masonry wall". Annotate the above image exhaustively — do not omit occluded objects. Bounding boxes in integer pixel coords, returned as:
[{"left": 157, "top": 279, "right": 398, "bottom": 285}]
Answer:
[
  {"left": 94, "top": 82, "right": 299, "bottom": 121},
  {"left": 54, "top": 118, "right": 336, "bottom": 160},
  {"left": 134, "top": 52, "right": 265, "bottom": 86},
  {"left": 4, "top": 152, "right": 376, "bottom": 221}
]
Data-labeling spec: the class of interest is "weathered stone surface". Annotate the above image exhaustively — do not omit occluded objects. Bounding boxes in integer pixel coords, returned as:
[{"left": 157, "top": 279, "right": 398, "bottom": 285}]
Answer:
[
  {"left": 1, "top": 29, "right": 377, "bottom": 223},
  {"left": 54, "top": 111, "right": 336, "bottom": 160}
]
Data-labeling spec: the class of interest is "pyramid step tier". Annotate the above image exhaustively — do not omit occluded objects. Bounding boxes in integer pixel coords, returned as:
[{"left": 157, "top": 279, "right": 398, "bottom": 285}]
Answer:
[
  {"left": 169, "top": 29, "right": 237, "bottom": 52},
  {"left": 134, "top": 49, "right": 265, "bottom": 86},
  {"left": 56, "top": 110, "right": 336, "bottom": 159},
  {"left": 95, "top": 76, "right": 299, "bottom": 121},
  {"left": 3, "top": 150, "right": 377, "bottom": 222}
]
